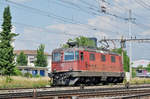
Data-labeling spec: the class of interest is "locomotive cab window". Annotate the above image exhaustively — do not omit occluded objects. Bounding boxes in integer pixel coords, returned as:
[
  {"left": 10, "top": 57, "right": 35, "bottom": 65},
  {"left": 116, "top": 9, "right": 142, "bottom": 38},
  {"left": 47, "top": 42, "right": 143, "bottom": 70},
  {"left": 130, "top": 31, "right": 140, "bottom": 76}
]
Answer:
[
  {"left": 64, "top": 51, "right": 74, "bottom": 61},
  {"left": 101, "top": 54, "right": 106, "bottom": 62},
  {"left": 52, "top": 52, "right": 61, "bottom": 62},
  {"left": 111, "top": 56, "right": 116, "bottom": 63},
  {"left": 90, "top": 53, "right": 95, "bottom": 61}
]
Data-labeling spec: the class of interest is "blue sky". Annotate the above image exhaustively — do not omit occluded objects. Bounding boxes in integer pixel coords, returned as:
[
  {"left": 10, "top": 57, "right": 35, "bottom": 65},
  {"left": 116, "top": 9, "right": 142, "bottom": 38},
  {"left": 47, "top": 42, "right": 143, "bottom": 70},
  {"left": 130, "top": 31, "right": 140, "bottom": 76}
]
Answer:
[{"left": 0, "top": 0, "right": 150, "bottom": 61}]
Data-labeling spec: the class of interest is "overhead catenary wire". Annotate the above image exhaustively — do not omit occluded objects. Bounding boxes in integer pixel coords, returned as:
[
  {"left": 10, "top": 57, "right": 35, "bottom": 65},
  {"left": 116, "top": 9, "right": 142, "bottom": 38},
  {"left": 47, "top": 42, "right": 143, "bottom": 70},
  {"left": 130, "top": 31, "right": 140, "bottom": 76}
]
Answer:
[
  {"left": 50, "top": 0, "right": 127, "bottom": 33},
  {"left": 5, "top": 0, "right": 76, "bottom": 24},
  {"left": 0, "top": 18, "right": 118, "bottom": 39},
  {"left": 102, "top": 0, "right": 150, "bottom": 31},
  {"left": 51, "top": 0, "right": 130, "bottom": 34},
  {"left": 135, "top": 0, "right": 150, "bottom": 10},
  {"left": 102, "top": 0, "right": 150, "bottom": 24},
  {"left": 3, "top": 0, "right": 150, "bottom": 37},
  {"left": 3, "top": 0, "right": 123, "bottom": 35},
  {"left": 0, "top": 18, "right": 81, "bottom": 37},
  {"left": 55, "top": 0, "right": 100, "bottom": 16},
  {"left": 55, "top": 0, "right": 128, "bottom": 21}
]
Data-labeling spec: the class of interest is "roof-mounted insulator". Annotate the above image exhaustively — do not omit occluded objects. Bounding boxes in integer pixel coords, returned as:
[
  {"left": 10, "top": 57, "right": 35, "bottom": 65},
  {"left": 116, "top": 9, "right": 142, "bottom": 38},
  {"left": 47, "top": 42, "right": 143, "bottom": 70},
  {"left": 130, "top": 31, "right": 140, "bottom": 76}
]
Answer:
[
  {"left": 101, "top": 0, "right": 107, "bottom": 13},
  {"left": 67, "top": 41, "right": 77, "bottom": 48},
  {"left": 101, "top": 6, "right": 106, "bottom": 13}
]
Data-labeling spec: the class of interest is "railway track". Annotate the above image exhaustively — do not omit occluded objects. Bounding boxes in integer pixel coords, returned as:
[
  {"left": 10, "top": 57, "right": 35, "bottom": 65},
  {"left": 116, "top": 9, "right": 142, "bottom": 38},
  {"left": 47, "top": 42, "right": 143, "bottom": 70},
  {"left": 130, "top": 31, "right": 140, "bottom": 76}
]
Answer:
[{"left": 1, "top": 84, "right": 150, "bottom": 99}]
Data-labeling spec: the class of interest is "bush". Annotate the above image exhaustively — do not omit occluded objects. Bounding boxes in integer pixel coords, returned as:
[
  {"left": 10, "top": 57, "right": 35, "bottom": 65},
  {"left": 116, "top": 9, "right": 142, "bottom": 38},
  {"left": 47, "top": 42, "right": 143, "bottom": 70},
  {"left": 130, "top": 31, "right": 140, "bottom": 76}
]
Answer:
[
  {"left": 24, "top": 72, "right": 32, "bottom": 78},
  {"left": 34, "top": 74, "right": 41, "bottom": 78},
  {"left": 14, "top": 68, "right": 23, "bottom": 76},
  {"left": 132, "top": 68, "right": 136, "bottom": 78},
  {"left": 5, "top": 76, "right": 13, "bottom": 83}
]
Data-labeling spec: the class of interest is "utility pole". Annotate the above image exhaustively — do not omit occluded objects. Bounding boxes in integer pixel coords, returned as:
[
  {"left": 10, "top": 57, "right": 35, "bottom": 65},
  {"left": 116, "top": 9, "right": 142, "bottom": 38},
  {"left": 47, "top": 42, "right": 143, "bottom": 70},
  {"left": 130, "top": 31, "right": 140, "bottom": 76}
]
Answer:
[
  {"left": 128, "top": 10, "right": 136, "bottom": 80},
  {"left": 129, "top": 9, "right": 132, "bottom": 80}
]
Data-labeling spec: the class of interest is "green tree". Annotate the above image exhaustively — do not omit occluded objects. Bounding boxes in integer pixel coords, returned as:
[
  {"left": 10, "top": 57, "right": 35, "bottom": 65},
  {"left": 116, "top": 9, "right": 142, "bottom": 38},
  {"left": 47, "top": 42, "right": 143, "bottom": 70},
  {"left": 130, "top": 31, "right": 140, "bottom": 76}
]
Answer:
[
  {"left": 0, "top": 6, "right": 18, "bottom": 75},
  {"left": 112, "top": 48, "right": 130, "bottom": 72},
  {"left": 16, "top": 51, "right": 28, "bottom": 66},
  {"left": 75, "top": 36, "right": 96, "bottom": 47},
  {"left": 132, "top": 68, "right": 136, "bottom": 78},
  {"left": 145, "top": 64, "right": 150, "bottom": 72},
  {"left": 62, "top": 36, "right": 96, "bottom": 48},
  {"left": 136, "top": 65, "right": 144, "bottom": 70},
  {"left": 35, "top": 44, "right": 48, "bottom": 67}
]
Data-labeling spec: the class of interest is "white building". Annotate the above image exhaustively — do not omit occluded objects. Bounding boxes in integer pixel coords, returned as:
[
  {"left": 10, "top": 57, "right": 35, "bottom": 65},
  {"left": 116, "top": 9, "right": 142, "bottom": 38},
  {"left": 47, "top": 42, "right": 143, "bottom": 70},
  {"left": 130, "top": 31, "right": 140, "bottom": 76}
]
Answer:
[
  {"left": 132, "top": 59, "right": 150, "bottom": 68},
  {"left": 14, "top": 50, "right": 52, "bottom": 73}
]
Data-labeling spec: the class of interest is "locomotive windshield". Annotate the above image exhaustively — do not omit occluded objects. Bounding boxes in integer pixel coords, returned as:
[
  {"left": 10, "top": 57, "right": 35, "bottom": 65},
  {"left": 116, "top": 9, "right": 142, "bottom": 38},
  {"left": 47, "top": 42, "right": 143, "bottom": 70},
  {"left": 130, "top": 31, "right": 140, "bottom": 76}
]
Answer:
[
  {"left": 64, "top": 51, "right": 79, "bottom": 61},
  {"left": 52, "top": 52, "right": 61, "bottom": 62}
]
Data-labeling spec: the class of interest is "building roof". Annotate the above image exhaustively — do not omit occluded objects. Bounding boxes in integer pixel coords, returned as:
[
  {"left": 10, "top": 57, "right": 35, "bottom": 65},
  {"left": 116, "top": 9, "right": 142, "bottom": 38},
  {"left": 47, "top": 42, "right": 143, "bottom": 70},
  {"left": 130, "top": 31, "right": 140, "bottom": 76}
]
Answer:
[
  {"left": 131, "top": 59, "right": 150, "bottom": 68},
  {"left": 14, "top": 50, "right": 51, "bottom": 56},
  {"left": 17, "top": 66, "right": 48, "bottom": 70}
]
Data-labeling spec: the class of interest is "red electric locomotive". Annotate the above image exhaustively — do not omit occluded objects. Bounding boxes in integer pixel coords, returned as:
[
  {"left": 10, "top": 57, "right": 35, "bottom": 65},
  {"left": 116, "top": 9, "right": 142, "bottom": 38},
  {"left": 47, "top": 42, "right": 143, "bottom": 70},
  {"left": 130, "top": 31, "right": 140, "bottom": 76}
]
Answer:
[{"left": 49, "top": 43, "right": 125, "bottom": 86}]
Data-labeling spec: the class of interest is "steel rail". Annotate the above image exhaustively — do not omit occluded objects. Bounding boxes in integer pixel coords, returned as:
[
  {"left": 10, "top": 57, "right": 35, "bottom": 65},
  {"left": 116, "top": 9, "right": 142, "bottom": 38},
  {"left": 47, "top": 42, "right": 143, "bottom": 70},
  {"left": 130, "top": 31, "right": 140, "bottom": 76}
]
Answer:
[{"left": 1, "top": 85, "right": 150, "bottom": 98}]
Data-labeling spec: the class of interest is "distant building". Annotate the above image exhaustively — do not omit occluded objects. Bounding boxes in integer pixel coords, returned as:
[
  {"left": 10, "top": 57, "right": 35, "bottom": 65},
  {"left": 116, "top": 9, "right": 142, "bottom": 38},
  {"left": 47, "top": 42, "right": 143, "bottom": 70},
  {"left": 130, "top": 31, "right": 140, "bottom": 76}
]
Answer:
[
  {"left": 14, "top": 50, "right": 52, "bottom": 76},
  {"left": 17, "top": 66, "right": 48, "bottom": 77},
  {"left": 132, "top": 59, "right": 150, "bottom": 68},
  {"left": 14, "top": 50, "right": 51, "bottom": 67}
]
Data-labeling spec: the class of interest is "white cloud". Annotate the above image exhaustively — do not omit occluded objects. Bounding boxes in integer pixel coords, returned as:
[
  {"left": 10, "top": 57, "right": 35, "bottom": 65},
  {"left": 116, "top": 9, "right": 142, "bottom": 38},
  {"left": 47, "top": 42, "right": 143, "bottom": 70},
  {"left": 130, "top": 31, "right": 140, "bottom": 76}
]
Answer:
[
  {"left": 142, "top": 30, "right": 150, "bottom": 35},
  {"left": 17, "top": 15, "right": 131, "bottom": 52},
  {"left": 47, "top": 15, "right": 128, "bottom": 38},
  {"left": 88, "top": 16, "right": 128, "bottom": 37},
  {"left": 15, "top": 26, "right": 73, "bottom": 52}
]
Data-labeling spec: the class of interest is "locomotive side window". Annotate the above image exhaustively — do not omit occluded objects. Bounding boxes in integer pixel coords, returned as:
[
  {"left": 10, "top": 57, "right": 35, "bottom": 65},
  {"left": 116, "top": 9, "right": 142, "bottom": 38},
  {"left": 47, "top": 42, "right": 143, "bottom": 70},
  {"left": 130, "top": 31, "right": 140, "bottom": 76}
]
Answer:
[
  {"left": 53, "top": 52, "right": 61, "bottom": 62},
  {"left": 80, "top": 52, "right": 84, "bottom": 60},
  {"left": 101, "top": 54, "right": 106, "bottom": 62},
  {"left": 75, "top": 51, "right": 79, "bottom": 60},
  {"left": 64, "top": 51, "right": 74, "bottom": 61},
  {"left": 111, "top": 56, "right": 116, "bottom": 63},
  {"left": 90, "top": 53, "right": 95, "bottom": 61}
]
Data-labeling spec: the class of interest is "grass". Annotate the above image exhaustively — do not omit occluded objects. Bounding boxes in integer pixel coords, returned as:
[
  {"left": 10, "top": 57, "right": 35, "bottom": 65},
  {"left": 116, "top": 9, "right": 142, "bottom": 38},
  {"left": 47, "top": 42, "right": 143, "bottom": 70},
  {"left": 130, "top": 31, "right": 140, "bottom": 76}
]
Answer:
[
  {"left": 1, "top": 76, "right": 150, "bottom": 89},
  {"left": 0, "top": 76, "right": 50, "bottom": 89},
  {"left": 130, "top": 77, "right": 150, "bottom": 84}
]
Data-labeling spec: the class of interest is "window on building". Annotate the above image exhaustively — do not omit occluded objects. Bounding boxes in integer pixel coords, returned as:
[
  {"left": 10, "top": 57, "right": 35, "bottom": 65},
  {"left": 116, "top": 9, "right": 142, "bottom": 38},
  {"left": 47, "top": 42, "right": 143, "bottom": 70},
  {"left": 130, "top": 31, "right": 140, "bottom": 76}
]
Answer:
[
  {"left": 30, "top": 61, "right": 34, "bottom": 63},
  {"left": 52, "top": 52, "right": 61, "bottom": 62},
  {"left": 29, "top": 58, "right": 35, "bottom": 63},
  {"left": 101, "top": 54, "right": 106, "bottom": 62},
  {"left": 90, "top": 53, "right": 95, "bottom": 61},
  {"left": 111, "top": 56, "right": 116, "bottom": 63},
  {"left": 64, "top": 51, "right": 74, "bottom": 61}
]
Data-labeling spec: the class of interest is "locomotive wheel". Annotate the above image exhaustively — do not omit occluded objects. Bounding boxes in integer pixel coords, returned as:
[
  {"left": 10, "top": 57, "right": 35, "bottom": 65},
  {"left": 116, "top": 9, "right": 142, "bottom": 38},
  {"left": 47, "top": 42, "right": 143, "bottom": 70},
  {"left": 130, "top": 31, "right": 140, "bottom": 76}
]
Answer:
[{"left": 107, "top": 77, "right": 113, "bottom": 83}]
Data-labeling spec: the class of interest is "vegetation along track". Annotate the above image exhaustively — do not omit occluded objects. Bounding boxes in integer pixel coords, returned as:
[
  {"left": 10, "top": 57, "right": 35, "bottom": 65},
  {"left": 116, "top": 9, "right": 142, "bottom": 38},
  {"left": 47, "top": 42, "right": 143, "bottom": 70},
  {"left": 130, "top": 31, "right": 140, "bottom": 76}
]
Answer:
[{"left": 1, "top": 84, "right": 150, "bottom": 99}]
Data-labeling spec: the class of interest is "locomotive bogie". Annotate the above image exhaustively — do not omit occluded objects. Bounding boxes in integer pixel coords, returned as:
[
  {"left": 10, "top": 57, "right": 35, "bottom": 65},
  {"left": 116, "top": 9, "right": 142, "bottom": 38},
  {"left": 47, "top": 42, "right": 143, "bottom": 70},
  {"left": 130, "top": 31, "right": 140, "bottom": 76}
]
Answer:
[{"left": 50, "top": 71, "right": 125, "bottom": 86}]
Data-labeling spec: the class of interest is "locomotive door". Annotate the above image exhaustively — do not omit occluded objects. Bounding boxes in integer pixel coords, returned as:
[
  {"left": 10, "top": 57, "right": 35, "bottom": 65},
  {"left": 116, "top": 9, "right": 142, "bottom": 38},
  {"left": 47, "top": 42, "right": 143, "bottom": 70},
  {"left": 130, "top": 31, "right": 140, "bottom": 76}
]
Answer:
[
  {"left": 84, "top": 52, "right": 89, "bottom": 70},
  {"left": 79, "top": 51, "right": 84, "bottom": 70},
  {"left": 79, "top": 51, "right": 88, "bottom": 70}
]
